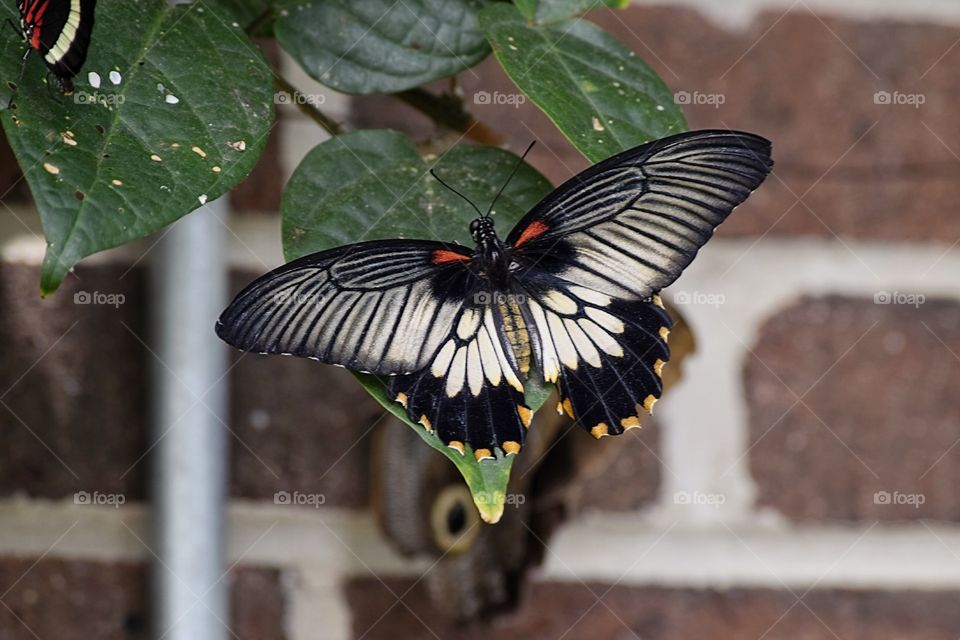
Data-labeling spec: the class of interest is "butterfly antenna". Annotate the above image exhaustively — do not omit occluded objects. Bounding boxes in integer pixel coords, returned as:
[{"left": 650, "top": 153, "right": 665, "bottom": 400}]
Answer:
[
  {"left": 485, "top": 140, "right": 536, "bottom": 217},
  {"left": 430, "top": 168, "right": 485, "bottom": 219}
]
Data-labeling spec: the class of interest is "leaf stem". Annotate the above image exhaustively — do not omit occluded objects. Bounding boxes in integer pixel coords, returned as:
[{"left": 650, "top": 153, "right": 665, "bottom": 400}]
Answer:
[
  {"left": 394, "top": 88, "right": 504, "bottom": 145},
  {"left": 245, "top": 7, "right": 276, "bottom": 37},
  {"left": 274, "top": 75, "right": 343, "bottom": 136}
]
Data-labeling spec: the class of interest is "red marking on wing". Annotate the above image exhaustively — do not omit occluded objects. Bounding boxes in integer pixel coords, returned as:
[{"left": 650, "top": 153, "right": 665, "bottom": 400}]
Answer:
[
  {"left": 25, "top": 0, "right": 49, "bottom": 26},
  {"left": 431, "top": 249, "right": 472, "bottom": 264},
  {"left": 513, "top": 220, "right": 549, "bottom": 248},
  {"left": 30, "top": 28, "right": 41, "bottom": 50}
]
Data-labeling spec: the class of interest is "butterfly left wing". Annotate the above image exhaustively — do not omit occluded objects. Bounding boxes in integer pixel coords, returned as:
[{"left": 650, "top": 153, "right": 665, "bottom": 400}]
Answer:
[{"left": 217, "top": 239, "right": 532, "bottom": 458}]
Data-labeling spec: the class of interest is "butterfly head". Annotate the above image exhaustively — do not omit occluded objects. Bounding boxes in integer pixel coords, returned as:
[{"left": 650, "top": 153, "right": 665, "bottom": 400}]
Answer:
[{"left": 470, "top": 217, "right": 497, "bottom": 245}]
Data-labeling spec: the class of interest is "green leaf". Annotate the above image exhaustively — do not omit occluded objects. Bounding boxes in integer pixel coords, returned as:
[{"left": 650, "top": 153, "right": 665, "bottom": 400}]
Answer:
[
  {"left": 527, "top": 0, "right": 631, "bottom": 24},
  {"left": 0, "top": 0, "right": 274, "bottom": 295},
  {"left": 275, "top": 0, "right": 491, "bottom": 95},
  {"left": 282, "top": 129, "right": 551, "bottom": 259},
  {"left": 479, "top": 3, "right": 686, "bottom": 163},
  {"left": 356, "top": 371, "right": 551, "bottom": 523},
  {"left": 204, "top": 0, "right": 276, "bottom": 35},
  {"left": 282, "top": 129, "right": 554, "bottom": 522}
]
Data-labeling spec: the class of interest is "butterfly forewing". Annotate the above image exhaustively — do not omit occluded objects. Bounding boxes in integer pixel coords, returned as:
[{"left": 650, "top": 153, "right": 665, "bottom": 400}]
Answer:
[
  {"left": 18, "top": 0, "right": 96, "bottom": 92},
  {"left": 509, "top": 130, "right": 773, "bottom": 300},
  {"left": 216, "top": 241, "right": 475, "bottom": 375}
]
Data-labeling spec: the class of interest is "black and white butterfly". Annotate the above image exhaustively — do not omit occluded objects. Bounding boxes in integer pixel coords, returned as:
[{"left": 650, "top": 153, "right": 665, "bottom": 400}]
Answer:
[
  {"left": 14, "top": 0, "right": 96, "bottom": 94},
  {"left": 217, "top": 130, "right": 773, "bottom": 461}
]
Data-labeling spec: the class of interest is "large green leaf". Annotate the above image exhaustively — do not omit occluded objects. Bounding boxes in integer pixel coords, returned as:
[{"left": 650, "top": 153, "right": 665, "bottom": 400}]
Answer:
[
  {"left": 275, "top": 0, "right": 491, "bottom": 95},
  {"left": 282, "top": 129, "right": 551, "bottom": 258},
  {"left": 0, "top": 0, "right": 274, "bottom": 295},
  {"left": 282, "top": 129, "right": 554, "bottom": 522},
  {"left": 514, "top": 0, "right": 631, "bottom": 24},
  {"left": 480, "top": 3, "right": 686, "bottom": 163}
]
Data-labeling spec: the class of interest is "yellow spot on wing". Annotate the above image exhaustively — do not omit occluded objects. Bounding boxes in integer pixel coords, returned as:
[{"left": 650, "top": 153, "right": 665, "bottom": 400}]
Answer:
[
  {"left": 502, "top": 441, "right": 521, "bottom": 455},
  {"left": 418, "top": 415, "right": 432, "bottom": 432},
  {"left": 448, "top": 441, "right": 465, "bottom": 455},
  {"left": 590, "top": 423, "right": 610, "bottom": 439},
  {"left": 654, "top": 359, "right": 666, "bottom": 377},
  {"left": 652, "top": 294, "right": 664, "bottom": 309},
  {"left": 561, "top": 398, "right": 574, "bottom": 418},
  {"left": 474, "top": 448, "right": 493, "bottom": 462},
  {"left": 643, "top": 394, "right": 658, "bottom": 413},
  {"left": 621, "top": 416, "right": 641, "bottom": 430},
  {"left": 517, "top": 405, "right": 533, "bottom": 428},
  {"left": 395, "top": 392, "right": 408, "bottom": 408},
  {"left": 659, "top": 326, "right": 670, "bottom": 342}
]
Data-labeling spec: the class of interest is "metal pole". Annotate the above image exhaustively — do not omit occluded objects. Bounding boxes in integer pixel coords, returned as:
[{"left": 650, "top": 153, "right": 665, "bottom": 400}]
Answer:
[{"left": 149, "top": 196, "right": 230, "bottom": 640}]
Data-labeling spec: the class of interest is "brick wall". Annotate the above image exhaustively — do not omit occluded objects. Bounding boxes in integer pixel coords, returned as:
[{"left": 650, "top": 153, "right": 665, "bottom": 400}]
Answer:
[{"left": 1, "top": 1, "right": 959, "bottom": 638}]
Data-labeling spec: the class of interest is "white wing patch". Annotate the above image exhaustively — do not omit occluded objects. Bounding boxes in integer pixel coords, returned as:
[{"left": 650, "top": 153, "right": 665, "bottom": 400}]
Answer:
[
  {"left": 44, "top": 0, "right": 82, "bottom": 66},
  {"left": 430, "top": 306, "right": 523, "bottom": 398},
  {"left": 528, "top": 287, "right": 626, "bottom": 384}
]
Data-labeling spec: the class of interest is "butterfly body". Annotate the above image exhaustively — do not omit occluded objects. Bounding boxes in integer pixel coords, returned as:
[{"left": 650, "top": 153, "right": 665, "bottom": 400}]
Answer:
[{"left": 217, "top": 130, "right": 773, "bottom": 459}]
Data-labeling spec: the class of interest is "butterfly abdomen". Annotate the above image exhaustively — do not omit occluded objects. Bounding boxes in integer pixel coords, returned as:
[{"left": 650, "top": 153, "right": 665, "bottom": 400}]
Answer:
[{"left": 497, "top": 293, "right": 531, "bottom": 377}]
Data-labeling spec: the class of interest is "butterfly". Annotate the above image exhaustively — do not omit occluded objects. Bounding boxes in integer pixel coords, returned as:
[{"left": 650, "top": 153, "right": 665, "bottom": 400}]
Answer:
[
  {"left": 14, "top": 0, "right": 96, "bottom": 94},
  {"left": 216, "top": 130, "right": 773, "bottom": 461}
]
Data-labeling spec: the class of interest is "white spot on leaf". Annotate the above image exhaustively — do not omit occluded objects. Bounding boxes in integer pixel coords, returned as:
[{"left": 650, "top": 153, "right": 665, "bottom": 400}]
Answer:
[
  {"left": 109, "top": 71, "right": 122, "bottom": 85},
  {"left": 88, "top": 72, "right": 101, "bottom": 88}
]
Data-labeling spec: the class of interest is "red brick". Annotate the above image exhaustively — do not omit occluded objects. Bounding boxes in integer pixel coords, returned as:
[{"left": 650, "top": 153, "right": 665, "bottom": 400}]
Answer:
[
  {"left": 0, "top": 557, "right": 284, "bottom": 640},
  {"left": 0, "top": 263, "right": 381, "bottom": 507},
  {"left": 746, "top": 295, "right": 960, "bottom": 521},
  {"left": 346, "top": 579, "right": 960, "bottom": 639}
]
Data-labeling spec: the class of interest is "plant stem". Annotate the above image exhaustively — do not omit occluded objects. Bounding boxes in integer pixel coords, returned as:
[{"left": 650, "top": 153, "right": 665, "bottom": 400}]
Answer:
[
  {"left": 245, "top": 7, "right": 276, "bottom": 38},
  {"left": 274, "top": 76, "right": 343, "bottom": 136},
  {"left": 394, "top": 88, "right": 504, "bottom": 146}
]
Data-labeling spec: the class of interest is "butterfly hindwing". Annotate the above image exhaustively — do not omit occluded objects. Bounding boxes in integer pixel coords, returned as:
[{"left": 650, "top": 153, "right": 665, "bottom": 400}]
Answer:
[
  {"left": 388, "top": 303, "right": 532, "bottom": 459},
  {"left": 519, "top": 277, "right": 671, "bottom": 438}
]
